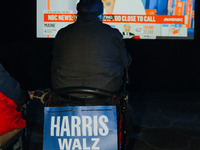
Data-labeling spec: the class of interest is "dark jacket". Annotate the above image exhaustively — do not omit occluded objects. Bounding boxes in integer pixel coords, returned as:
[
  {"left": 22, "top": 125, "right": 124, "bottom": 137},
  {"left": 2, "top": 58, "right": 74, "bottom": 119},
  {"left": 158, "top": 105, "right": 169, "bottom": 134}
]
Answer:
[
  {"left": 51, "top": 15, "right": 131, "bottom": 92},
  {"left": 0, "top": 64, "right": 27, "bottom": 106}
]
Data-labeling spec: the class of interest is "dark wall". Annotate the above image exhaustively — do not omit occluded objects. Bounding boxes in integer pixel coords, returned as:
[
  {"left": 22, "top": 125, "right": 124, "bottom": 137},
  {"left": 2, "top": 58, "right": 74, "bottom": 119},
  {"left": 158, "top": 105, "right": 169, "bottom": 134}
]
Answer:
[
  {"left": 0, "top": 40, "right": 53, "bottom": 90},
  {"left": 125, "top": 39, "right": 200, "bottom": 92},
  {"left": 0, "top": 0, "right": 199, "bottom": 92}
]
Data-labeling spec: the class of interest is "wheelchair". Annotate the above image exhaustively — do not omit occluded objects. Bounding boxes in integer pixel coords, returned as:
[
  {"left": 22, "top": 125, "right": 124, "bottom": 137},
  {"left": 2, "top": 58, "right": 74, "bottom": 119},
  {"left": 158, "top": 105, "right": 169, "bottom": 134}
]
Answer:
[
  {"left": 31, "top": 85, "right": 129, "bottom": 150},
  {"left": 30, "top": 70, "right": 129, "bottom": 150}
]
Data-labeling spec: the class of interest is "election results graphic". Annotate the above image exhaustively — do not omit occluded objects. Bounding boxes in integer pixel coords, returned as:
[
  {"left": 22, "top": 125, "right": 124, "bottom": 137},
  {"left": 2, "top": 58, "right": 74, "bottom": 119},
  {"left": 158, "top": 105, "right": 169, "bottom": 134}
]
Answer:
[
  {"left": 43, "top": 106, "right": 118, "bottom": 150},
  {"left": 37, "top": 0, "right": 195, "bottom": 39}
]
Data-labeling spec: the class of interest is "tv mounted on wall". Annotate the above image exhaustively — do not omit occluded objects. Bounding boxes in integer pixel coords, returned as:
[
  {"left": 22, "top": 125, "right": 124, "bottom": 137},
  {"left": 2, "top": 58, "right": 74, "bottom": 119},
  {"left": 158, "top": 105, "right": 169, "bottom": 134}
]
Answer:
[{"left": 37, "top": 0, "right": 195, "bottom": 39}]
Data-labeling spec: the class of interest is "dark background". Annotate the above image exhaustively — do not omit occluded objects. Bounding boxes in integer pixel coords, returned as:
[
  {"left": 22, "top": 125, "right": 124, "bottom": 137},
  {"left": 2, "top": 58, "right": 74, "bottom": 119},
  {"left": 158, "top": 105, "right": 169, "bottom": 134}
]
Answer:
[{"left": 0, "top": 0, "right": 199, "bottom": 93}]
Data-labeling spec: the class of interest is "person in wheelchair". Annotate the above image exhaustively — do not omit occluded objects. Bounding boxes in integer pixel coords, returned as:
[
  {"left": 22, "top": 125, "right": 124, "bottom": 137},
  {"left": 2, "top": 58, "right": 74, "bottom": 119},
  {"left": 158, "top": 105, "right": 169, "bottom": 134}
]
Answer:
[{"left": 50, "top": 0, "right": 131, "bottom": 107}]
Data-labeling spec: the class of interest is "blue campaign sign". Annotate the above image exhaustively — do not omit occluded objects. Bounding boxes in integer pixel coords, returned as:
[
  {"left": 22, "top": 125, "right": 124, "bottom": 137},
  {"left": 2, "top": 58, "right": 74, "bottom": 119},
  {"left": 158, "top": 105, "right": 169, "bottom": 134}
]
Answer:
[{"left": 43, "top": 106, "right": 118, "bottom": 150}]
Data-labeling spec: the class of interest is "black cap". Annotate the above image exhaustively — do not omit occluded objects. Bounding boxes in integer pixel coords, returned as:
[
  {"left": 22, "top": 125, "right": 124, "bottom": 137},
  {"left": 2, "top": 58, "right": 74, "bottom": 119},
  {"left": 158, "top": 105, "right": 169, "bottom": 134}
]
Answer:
[{"left": 77, "top": 0, "right": 104, "bottom": 16}]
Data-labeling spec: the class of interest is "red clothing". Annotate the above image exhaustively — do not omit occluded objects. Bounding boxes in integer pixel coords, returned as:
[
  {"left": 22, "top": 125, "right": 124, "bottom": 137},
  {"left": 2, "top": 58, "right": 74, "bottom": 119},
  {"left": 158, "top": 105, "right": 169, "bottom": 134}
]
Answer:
[{"left": 0, "top": 92, "right": 26, "bottom": 134}]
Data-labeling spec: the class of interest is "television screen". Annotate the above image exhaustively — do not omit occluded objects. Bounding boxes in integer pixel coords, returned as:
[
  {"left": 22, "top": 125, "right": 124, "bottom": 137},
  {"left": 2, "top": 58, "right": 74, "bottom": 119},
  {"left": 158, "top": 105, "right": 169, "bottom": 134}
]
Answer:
[{"left": 37, "top": 0, "right": 195, "bottom": 39}]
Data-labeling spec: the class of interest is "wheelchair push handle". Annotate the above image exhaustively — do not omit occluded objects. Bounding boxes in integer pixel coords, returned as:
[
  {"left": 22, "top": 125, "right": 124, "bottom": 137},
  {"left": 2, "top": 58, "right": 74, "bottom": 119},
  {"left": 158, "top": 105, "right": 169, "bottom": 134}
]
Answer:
[
  {"left": 29, "top": 88, "right": 52, "bottom": 104},
  {"left": 28, "top": 87, "right": 116, "bottom": 104}
]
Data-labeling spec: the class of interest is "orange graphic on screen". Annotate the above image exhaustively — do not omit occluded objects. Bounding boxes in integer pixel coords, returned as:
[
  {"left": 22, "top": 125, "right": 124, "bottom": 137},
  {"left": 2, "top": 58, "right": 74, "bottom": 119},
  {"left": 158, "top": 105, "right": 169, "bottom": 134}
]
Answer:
[{"left": 171, "top": 28, "right": 180, "bottom": 35}]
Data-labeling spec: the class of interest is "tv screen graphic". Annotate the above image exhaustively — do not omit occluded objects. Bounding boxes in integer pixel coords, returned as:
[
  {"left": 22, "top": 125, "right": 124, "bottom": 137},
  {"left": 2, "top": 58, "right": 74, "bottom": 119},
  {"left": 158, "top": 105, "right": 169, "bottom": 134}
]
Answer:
[{"left": 37, "top": 0, "right": 195, "bottom": 39}]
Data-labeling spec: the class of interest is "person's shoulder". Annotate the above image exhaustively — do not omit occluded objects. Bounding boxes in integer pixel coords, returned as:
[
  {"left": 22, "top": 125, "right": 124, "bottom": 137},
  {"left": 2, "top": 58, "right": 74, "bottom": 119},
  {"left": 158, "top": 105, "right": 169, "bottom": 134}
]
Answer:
[
  {"left": 58, "top": 23, "right": 75, "bottom": 32},
  {"left": 0, "top": 63, "right": 3, "bottom": 70},
  {"left": 102, "top": 23, "right": 115, "bottom": 30},
  {"left": 102, "top": 23, "right": 123, "bottom": 38},
  {"left": 0, "top": 64, "right": 6, "bottom": 74},
  {"left": 55, "top": 23, "right": 76, "bottom": 38}
]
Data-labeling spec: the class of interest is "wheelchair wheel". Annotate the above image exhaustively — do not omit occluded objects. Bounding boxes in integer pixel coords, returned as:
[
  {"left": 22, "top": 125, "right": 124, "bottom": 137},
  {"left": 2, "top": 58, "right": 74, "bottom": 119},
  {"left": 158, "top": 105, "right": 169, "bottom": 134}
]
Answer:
[{"left": 116, "top": 95, "right": 128, "bottom": 150}]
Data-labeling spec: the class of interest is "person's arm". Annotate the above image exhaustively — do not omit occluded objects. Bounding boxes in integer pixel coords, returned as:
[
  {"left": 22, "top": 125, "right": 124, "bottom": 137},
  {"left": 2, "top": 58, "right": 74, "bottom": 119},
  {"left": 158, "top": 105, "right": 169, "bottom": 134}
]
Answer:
[
  {"left": 113, "top": 29, "right": 132, "bottom": 69},
  {"left": 0, "top": 64, "right": 28, "bottom": 106}
]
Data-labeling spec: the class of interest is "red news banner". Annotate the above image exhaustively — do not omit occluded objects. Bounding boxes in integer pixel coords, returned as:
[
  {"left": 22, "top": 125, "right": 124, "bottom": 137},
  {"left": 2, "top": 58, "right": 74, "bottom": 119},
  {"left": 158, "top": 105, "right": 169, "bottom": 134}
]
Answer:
[{"left": 44, "top": 14, "right": 185, "bottom": 24}]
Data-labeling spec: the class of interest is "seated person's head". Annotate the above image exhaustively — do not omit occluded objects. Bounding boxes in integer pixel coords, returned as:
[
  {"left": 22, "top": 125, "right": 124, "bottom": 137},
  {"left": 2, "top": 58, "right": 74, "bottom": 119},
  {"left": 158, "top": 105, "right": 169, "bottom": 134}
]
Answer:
[{"left": 77, "top": 0, "right": 104, "bottom": 19}]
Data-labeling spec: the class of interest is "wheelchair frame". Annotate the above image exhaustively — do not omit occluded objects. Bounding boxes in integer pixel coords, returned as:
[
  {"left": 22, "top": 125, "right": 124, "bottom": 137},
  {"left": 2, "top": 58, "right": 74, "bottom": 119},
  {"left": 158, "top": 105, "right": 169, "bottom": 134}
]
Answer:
[{"left": 52, "top": 86, "right": 128, "bottom": 150}]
